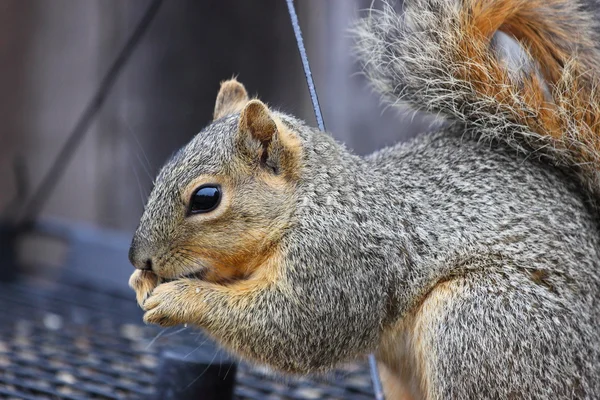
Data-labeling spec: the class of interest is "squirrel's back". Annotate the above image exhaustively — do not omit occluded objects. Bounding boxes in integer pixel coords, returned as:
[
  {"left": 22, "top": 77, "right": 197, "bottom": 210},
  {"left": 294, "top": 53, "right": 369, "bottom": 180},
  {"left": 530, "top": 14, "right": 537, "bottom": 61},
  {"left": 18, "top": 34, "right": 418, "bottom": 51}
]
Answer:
[{"left": 363, "top": 128, "right": 600, "bottom": 398}]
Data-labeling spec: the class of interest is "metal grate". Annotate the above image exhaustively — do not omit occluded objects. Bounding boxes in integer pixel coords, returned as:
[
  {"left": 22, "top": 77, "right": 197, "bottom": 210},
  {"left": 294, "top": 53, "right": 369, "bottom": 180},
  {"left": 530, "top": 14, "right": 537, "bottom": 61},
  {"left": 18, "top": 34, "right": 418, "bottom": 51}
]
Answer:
[{"left": 0, "top": 279, "right": 375, "bottom": 399}]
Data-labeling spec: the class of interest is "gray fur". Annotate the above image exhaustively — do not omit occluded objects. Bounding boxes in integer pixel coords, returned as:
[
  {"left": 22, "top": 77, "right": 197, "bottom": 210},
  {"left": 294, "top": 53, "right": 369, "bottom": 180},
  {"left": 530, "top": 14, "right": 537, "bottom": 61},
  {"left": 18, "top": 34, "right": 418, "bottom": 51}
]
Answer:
[
  {"left": 353, "top": 0, "right": 600, "bottom": 202},
  {"left": 135, "top": 114, "right": 600, "bottom": 397},
  {"left": 131, "top": 0, "right": 600, "bottom": 397}
]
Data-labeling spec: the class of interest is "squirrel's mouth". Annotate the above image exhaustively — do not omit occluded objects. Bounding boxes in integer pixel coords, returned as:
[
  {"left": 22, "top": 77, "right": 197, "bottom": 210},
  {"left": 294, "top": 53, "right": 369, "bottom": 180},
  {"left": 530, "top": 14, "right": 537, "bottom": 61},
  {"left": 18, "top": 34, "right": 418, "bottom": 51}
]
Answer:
[
  {"left": 161, "top": 268, "right": 207, "bottom": 283},
  {"left": 181, "top": 269, "right": 207, "bottom": 280}
]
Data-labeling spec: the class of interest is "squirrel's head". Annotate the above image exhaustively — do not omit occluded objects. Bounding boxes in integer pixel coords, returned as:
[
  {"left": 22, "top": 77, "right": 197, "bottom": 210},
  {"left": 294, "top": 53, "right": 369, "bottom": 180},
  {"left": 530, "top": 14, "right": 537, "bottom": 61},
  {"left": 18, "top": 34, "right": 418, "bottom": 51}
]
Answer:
[{"left": 129, "top": 79, "right": 303, "bottom": 283}]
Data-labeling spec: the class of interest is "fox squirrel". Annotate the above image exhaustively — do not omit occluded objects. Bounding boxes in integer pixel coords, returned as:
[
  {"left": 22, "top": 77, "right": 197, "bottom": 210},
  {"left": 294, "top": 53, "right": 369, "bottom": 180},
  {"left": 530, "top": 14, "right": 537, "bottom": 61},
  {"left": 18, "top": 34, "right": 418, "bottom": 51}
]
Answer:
[{"left": 128, "top": 0, "right": 600, "bottom": 398}]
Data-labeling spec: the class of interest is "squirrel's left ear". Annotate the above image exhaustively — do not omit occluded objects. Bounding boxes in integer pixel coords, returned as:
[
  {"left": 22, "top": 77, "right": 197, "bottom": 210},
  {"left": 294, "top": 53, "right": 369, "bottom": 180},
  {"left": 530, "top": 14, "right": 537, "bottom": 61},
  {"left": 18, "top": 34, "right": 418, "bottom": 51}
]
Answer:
[
  {"left": 214, "top": 79, "right": 249, "bottom": 120},
  {"left": 238, "top": 100, "right": 301, "bottom": 179}
]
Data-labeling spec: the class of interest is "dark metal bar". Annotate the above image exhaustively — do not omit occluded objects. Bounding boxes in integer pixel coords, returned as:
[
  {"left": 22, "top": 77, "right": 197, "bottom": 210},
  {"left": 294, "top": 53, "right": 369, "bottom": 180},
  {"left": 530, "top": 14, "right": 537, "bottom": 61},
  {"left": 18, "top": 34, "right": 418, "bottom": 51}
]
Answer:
[{"left": 16, "top": 0, "right": 164, "bottom": 227}]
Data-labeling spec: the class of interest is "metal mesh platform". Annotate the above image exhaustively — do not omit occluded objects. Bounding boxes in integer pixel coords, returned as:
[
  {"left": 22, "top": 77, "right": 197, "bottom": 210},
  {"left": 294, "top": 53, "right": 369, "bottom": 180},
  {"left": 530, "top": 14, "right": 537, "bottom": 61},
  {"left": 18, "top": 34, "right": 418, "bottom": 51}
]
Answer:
[{"left": 0, "top": 279, "right": 375, "bottom": 399}]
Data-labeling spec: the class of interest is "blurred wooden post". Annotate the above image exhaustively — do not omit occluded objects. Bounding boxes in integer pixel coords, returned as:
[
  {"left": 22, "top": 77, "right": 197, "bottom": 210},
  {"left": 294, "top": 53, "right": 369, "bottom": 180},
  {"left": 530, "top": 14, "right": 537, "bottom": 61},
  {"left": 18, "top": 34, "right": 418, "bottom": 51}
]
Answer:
[
  {"left": 0, "top": 1, "right": 34, "bottom": 216},
  {"left": 1, "top": 0, "right": 310, "bottom": 234}
]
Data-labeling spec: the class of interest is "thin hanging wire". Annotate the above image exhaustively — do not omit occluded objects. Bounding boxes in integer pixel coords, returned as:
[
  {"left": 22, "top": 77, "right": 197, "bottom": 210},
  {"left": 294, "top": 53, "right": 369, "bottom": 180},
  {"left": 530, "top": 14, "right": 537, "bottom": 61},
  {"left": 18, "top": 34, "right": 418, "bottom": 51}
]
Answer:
[
  {"left": 368, "top": 352, "right": 386, "bottom": 400},
  {"left": 285, "top": 1, "right": 385, "bottom": 399},
  {"left": 285, "top": 0, "right": 326, "bottom": 132},
  {"left": 16, "top": 0, "right": 164, "bottom": 227}
]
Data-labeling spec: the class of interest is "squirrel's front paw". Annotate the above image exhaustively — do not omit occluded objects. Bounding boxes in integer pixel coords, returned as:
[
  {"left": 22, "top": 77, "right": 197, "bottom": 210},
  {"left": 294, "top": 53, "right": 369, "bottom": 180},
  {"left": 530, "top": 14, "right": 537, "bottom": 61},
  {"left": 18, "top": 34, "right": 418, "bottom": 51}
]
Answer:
[
  {"left": 142, "top": 279, "right": 204, "bottom": 327},
  {"left": 129, "top": 270, "right": 159, "bottom": 307}
]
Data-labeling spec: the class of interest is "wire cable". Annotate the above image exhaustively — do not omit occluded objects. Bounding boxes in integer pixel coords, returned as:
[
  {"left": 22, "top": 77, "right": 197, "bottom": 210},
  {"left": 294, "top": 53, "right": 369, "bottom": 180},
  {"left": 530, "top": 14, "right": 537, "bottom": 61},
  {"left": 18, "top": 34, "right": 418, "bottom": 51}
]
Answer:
[
  {"left": 285, "top": 1, "right": 385, "bottom": 399},
  {"left": 285, "top": 0, "right": 326, "bottom": 132},
  {"left": 368, "top": 351, "right": 386, "bottom": 400}
]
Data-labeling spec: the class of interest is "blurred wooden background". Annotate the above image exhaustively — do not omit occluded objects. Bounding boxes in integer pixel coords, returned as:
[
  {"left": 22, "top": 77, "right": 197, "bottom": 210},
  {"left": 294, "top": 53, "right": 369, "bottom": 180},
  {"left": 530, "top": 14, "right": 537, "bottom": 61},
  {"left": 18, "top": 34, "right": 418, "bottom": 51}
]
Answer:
[{"left": 0, "top": 0, "right": 427, "bottom": 234}]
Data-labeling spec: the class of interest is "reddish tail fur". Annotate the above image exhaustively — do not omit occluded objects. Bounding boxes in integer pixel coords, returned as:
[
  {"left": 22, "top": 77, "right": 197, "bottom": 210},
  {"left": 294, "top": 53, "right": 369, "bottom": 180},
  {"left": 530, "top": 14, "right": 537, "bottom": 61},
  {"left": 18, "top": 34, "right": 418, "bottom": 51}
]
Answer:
[{"left": 355, "top": 0, "right": 600, "bottom": 199}]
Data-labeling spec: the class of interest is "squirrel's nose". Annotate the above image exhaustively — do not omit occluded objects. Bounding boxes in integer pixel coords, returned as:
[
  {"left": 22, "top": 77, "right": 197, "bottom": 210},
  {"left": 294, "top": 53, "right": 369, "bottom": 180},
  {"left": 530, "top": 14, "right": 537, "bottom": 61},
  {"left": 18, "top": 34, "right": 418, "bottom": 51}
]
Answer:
[
  {"left": 140, "top": 259, "right": 153, "bottom": 271},
  {"left": 128, "top": 242, "right": 153, "bottom": 271}
]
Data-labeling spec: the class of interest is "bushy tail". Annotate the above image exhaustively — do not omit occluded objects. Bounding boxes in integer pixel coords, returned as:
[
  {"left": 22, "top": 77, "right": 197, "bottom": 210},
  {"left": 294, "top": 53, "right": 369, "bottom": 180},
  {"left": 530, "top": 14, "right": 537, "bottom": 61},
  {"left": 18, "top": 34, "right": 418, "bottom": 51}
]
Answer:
[{"left": 354, "top": 0, "right": 600, "bottom": 199}]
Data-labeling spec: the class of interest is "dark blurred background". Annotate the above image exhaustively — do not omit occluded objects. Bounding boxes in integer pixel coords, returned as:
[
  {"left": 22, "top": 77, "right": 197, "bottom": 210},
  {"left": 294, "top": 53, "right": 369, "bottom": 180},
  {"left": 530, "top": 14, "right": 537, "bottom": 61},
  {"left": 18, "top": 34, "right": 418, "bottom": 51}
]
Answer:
[
  {"left": 0, "top": 0, "right": 426, "bottom": 282},
  {"left": 0, "top": 1, "right": 433, "bottom": 397}
]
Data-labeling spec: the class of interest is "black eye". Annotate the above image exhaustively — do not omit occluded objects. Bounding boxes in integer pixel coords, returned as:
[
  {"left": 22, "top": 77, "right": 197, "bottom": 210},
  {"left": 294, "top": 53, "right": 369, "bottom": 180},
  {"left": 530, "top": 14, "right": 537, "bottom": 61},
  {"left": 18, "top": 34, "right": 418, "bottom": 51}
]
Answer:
[{"left": 189, "top": 185, "right": 221, "bottom": 214}]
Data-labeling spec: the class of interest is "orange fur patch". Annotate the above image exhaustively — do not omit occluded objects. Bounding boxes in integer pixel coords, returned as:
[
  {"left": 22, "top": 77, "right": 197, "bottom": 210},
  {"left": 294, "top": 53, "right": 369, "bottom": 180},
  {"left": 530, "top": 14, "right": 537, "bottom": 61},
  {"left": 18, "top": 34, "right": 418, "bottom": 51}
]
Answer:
[
  {"left": 377, "top": 361, "right": 416, "bottom": 400},
  {"left": 457, "top": 0, "right": 600, "bottom": 176},
  {"left": 378, "top": 279, "right": 466, "bottom": 400},
  {"left": 210, "top": 248, "right": 284, "bottom": 308},
  {"left": 189, "top": 225, "right": 280, "bottom": 284},
  {"left": 273, "top": 117, "right": 303, "bottom": 181}
]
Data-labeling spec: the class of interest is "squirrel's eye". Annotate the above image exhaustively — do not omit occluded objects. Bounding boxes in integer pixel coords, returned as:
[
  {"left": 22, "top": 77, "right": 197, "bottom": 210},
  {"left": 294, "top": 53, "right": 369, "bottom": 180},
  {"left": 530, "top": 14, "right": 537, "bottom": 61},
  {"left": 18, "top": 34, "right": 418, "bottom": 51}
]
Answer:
[{"left": 189, "top": 185, "right": 221, "bottom": 214}]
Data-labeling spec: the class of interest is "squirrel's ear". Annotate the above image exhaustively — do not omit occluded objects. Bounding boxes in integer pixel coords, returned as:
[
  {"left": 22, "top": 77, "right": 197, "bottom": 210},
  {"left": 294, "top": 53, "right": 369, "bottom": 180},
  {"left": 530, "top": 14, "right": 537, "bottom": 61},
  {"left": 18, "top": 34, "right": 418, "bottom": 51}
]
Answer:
[
  {"left": 213, "top": 79, "right": 249, "bottom": 120},
  {"left": 239, "top": 100, "right": 277, "bottom": 144},
  {"left": 238, "top": 100, "right": 301, "bottom": 179}
]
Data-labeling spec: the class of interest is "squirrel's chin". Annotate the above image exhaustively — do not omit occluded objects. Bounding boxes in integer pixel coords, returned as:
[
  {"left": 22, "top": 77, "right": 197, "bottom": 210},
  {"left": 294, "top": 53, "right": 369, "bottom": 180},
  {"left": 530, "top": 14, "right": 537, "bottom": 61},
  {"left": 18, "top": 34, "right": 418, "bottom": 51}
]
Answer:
[{"left": 160, "top": 269, "right": 207, "bottom": 283}]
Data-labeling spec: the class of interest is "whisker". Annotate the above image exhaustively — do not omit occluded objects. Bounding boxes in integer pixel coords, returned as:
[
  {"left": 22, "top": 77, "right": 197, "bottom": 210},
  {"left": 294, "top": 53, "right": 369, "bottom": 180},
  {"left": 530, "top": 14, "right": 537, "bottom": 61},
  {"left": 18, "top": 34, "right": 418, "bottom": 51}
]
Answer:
[
  {"left": 164, "top": 326, "right": 189, "bottom": 337},
  {"left": 124, "top": 119, "right": 154, "bottom": 181},
  {"left": 183, "top": 347, "right": 220, "bottom": 390},
  {"left": 222, "top": 356, "right": 235, "bottom": 380},
  {"left": 145, "top": 328, "right": 167, "bottom": 349},
  {"left": 128, "top": 158, "right": 148, "bottom": 207},
  {"left": 168, "top": 249, "right": 208, "bottom": 278}
]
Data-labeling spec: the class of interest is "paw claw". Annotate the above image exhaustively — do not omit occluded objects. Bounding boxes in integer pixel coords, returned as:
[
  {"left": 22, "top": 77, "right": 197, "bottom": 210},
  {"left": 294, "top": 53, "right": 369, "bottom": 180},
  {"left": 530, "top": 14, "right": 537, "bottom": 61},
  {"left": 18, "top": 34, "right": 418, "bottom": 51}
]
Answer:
[
  {"left": 143, "top": 309, "right": 179, "bottom": 327},
  {"left": 142, "top": 295, "right": 160, "bottom": 311},
  {"left": 139, "top": 279, "right": 204, "bottom": 327},
  {"left": 129, "top": 270, "right": 159, "bottom": 307}
]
